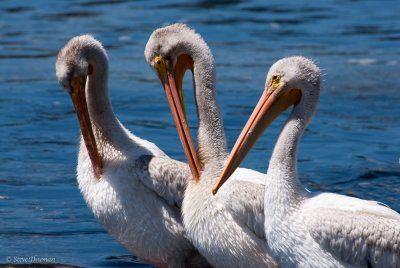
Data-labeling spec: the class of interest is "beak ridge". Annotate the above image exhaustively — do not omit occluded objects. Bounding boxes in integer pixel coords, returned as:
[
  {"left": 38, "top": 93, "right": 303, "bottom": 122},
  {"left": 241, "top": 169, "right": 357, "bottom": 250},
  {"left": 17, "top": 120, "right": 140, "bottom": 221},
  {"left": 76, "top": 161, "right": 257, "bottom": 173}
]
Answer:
[
  {"left": 160, "top": 68, "right": 202, "bottom": 181},
  {"left": 70, "top": 77, "right": 103, "bottom": 180},
  {"left": 212, "top": 88, "right": 301, "bottom": 194}
]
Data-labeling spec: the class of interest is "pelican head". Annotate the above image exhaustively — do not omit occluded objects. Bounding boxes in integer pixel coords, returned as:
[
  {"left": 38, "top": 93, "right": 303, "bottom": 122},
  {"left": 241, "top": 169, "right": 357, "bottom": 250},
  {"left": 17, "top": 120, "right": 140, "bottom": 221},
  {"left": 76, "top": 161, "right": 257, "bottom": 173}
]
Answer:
[
  {"left": 56, "top": 35, "right": 108, "bottom": 91},
  {"left": 56, "top": 35, "right": 106, "bottom": 179},
  {"left": 213, "top": 56, "right": 320, "bottom": 194},
  {"left": 145, "top": 23, "right": 214, "bottom": 181},
  {"left": 144, "top": 23, "right": 213, "bottom": 84}
]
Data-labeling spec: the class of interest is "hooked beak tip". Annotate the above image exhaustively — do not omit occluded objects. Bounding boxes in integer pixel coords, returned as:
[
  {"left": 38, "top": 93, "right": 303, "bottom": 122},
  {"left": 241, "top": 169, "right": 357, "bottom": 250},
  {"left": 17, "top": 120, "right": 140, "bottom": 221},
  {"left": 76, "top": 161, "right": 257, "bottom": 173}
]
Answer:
[{"left": 211, "top": 186, "right": 218, "bottom": 195}]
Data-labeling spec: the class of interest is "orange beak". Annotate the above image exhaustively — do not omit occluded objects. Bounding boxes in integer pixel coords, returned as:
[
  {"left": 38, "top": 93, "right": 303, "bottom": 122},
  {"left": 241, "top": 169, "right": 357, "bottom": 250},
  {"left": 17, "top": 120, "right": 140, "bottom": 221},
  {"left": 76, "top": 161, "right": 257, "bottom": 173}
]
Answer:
[
  {"left": 212, "top": 86, "right": 301, "bottom": 194},
  {"left": 69, "top": 77, "right": 103, "bottom": 180},
  {"left": 155, "top": 56, "right": 202, "bottom": 181}
]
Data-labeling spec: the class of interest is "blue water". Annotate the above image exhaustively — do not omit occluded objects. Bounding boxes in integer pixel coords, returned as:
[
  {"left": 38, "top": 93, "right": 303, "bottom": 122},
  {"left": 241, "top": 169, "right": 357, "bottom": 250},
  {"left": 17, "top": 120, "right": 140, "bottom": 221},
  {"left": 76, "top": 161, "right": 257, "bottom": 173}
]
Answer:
[{"left": 1, "top": 0, "right": 399, "bottom": 267}]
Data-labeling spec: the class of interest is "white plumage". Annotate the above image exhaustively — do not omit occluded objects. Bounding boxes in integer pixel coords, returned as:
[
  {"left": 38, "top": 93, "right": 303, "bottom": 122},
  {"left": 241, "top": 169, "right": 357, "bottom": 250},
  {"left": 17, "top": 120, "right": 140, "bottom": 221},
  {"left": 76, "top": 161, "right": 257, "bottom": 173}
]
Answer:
[
  {"left": 215, "top": 56, "right": 400, "bottom": 267},
  {"left": 56, "top": 35, "right": 210, "bottom": 268},
  {"left": 145, "top": 23, "right": 277, "bottom": 267}
]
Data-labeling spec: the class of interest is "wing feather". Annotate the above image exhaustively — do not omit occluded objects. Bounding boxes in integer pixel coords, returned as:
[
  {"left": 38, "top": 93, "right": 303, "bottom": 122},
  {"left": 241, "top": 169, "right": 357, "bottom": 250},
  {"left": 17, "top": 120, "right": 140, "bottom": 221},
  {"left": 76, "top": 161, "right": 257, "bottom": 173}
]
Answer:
[
  {"left": 219, "top": 169, "right": 266, "bottom": 239},
  {"left": 304, "top": 193, "right": 400, "bottom": 266},
  {"left": 136, "top": 155, "right": 191, "bottom": 209},
  {"left": 137, "top": 154, "right": 267, "bottom": 240}
]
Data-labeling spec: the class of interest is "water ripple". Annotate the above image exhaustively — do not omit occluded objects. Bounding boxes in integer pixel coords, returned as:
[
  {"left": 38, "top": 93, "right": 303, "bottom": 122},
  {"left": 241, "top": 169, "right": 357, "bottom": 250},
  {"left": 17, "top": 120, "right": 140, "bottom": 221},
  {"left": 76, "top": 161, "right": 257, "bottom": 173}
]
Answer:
[
  {"left": 0, "top": 230, "right": 104, "bottom": 237},
  {"left": 1, "top": 0, "right": 399, "bottom": 265},
  {"left": 159, "top": 0, "right": 243, "bottom": 10},
  {"left": 38, "top": 11, "right": 101, "bottom": 21},
  {"left": 242, "top": 5, "right": 332, "bottom": 14},
  {"left": 79, "top": 0, "right": 129, "bottom": 7},
  {"left": 358, "top": 169, "right": 400, "bottom": 180},
  {"left": 0, "top": 53, "right": 54, "bottom": 59},
  {"left": 126, "top": 119, "right": 176, "bottom": 129},
  {"left": 3, "top": 6, "right": 34, "bottom": 13}
]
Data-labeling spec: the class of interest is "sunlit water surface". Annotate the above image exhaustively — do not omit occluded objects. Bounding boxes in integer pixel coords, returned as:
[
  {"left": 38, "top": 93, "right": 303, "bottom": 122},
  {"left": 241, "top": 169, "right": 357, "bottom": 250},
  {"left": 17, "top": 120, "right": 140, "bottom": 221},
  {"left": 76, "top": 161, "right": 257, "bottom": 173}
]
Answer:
[{"left": 1, "top": 0, "right": 399, "bottom": 267}]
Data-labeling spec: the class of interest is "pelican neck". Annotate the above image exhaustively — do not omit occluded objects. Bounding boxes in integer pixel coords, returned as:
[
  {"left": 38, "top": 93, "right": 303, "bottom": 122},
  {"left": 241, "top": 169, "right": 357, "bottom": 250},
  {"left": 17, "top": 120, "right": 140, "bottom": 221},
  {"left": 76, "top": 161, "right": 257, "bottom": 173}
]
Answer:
[
  {"left": 265, "top": 114, "right": 309, "bottom": 208},
  {"left": 84, "top": 58, "right": 130, "bottom": 155},
  {"left": 191, "top": 51, "right": 227, "bottom": 166}
]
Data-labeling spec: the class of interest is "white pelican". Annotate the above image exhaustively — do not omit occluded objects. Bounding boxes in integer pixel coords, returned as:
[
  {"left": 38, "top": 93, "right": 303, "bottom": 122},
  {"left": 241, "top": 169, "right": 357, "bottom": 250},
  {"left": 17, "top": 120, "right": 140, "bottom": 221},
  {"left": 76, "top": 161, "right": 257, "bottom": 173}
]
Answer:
[
  {"left": 56, "top": 35, "right": 211, "bottom": 268},
  {"left": 213, "top": 56, "right": 400, "bottom": 267},
  {"left": 145, "top": 23, "right": 277, "bottom": 267}
]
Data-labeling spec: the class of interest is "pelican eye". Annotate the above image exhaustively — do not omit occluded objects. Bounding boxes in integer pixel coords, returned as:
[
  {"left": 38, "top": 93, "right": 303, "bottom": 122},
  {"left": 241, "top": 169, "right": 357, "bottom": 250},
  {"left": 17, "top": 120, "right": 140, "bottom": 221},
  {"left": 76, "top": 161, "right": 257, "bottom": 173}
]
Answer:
[
  {"left": 270, "top": 74, "right": 281, "bottom": 89},
  {"left": 153, "top": 56, "right": 168, "bottom": 79},
  {"left": 154, "top": 56, "right": 164, "bottom": 66}
]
